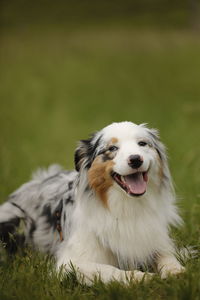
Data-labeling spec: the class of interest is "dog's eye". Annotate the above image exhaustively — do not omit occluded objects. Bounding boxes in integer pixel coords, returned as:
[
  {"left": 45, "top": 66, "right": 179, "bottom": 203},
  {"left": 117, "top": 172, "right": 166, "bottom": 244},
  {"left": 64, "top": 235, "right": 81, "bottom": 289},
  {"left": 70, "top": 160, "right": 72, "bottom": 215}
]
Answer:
[
  {"left": 108, "top": 145, "right": 118, "bottom": 152},
  {"left": 138, "top": 141, "right": 147, "bottom": 147}
]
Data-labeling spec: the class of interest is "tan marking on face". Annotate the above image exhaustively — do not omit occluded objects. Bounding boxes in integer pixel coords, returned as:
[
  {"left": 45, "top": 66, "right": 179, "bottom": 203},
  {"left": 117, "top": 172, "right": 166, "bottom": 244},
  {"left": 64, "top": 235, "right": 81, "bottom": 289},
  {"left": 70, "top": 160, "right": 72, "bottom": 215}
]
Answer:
[
  {"left": 110, "top": 137, "right": 118, "bottom": 145},
  {"left": 88, "top": 156, "right": 114, "bottom": 206}
]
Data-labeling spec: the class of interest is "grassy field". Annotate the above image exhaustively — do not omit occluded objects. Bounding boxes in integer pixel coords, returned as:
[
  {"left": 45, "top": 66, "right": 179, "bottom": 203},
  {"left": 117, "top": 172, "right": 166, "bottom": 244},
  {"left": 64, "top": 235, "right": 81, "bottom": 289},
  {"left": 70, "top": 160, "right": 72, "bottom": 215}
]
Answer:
[{"left": 0, "top": 10, "right": 200, "bottom": 299}]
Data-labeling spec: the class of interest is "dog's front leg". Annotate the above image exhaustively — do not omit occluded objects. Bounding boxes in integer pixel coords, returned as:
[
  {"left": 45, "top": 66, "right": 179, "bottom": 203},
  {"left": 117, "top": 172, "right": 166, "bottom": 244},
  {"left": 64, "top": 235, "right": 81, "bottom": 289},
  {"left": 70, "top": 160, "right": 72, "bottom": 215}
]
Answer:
[
  {"left": 62, "top": 261, "right": 154, "bottom": 285},
  {"left": 157, "top": 253, "right": 185, "bottom": 279}
]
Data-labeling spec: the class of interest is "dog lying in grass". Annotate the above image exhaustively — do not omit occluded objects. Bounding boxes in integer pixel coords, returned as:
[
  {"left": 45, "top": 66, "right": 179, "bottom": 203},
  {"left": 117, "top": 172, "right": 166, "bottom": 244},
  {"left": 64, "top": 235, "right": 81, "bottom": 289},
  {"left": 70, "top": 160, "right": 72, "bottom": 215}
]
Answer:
[{"left": 0, "top": 121, "right": 185, "bottom": 284}]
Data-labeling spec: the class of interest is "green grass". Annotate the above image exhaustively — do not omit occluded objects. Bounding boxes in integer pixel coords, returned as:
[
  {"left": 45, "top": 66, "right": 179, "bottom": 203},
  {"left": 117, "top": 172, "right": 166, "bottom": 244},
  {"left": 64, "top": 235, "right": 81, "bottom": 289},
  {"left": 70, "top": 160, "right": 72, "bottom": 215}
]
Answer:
[{"left": 0, "top": 21, "right": 200, "bottom": 299}]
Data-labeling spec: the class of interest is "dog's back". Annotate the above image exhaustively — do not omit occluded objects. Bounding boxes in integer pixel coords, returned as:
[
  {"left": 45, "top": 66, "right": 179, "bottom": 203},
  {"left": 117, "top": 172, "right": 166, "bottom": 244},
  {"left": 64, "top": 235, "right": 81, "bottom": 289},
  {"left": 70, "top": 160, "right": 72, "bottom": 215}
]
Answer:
[{"left": 0, "top": 165, "right": 77, "bottom": 254}]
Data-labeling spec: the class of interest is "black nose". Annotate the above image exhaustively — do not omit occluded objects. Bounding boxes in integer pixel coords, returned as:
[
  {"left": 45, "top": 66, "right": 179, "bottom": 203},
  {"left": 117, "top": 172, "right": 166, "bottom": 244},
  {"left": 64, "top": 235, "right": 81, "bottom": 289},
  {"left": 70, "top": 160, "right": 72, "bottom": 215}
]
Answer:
[{"left": 128, "top": 155, "right": 143, "bottom": 169}]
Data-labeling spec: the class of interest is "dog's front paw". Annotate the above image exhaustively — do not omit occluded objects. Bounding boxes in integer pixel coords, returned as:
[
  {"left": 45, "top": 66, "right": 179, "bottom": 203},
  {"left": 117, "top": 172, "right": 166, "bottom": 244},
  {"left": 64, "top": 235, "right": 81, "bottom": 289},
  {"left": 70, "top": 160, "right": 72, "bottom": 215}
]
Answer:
[
  {"left": 126, "top": 270, "right": 155, "bottom": 283},
  {"left": 141, "top": 271, "right": 155, "bottom": 282},
  {"left": 160, "top": 264, "right": 185, "bottom": 279}
]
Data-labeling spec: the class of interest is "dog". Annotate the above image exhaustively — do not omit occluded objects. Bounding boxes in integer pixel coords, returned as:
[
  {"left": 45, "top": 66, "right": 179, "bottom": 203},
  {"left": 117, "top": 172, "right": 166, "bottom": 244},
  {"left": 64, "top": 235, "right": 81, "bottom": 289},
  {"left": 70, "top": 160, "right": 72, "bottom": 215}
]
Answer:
[{"left": 0, "top": 121, "right": 185, "bottom": 284}]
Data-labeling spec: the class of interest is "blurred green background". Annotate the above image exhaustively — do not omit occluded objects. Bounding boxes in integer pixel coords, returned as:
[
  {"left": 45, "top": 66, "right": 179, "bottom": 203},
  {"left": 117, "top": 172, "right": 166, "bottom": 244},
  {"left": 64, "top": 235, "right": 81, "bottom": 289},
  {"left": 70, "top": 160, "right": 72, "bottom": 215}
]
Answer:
[
  {"left": 0, "top": 1, "right": 200, "bottom": 299},
  {"left": 0, "top": 0, "right": 200, "bottom": 212}
]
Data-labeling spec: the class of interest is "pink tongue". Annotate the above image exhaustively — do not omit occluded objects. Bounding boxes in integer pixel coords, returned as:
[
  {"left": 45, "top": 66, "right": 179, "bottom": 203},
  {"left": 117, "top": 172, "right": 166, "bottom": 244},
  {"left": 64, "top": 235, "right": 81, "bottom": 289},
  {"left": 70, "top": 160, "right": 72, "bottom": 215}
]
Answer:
[{"left": 124, "top": 173, "right": 147, "bottom": 195}]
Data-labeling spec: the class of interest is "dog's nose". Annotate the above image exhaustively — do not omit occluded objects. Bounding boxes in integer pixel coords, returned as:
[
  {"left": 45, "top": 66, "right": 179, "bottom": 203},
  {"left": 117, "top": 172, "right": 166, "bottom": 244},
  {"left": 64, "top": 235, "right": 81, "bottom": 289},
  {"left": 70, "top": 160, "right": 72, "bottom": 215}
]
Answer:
[{"left": 128, "top": 155, "right": 143, "bottom": 169}]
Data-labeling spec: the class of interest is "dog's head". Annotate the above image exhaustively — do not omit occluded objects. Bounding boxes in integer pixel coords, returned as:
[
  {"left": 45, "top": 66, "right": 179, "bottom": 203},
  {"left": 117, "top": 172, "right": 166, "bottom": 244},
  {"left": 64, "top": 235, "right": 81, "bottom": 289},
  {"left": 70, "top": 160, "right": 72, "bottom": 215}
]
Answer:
[{"left": 75, "top": 122, "right": 172, "bottom": 205}]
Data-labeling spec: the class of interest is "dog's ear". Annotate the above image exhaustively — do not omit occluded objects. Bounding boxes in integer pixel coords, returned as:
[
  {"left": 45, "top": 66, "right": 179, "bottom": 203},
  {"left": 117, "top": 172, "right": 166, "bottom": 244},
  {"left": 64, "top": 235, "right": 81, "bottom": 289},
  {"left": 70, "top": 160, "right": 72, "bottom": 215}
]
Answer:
[
  {"left": 146, "top": 128, "right": 166, "bottom": 161},
  {"left": 146, "top": 126, "right": 173, "bottom": 188},
  {"left": 74, "top": 134, "right": 102, "bottom": 172},
  {"left": 74, "top": 139, "right": 92, "bottom": 172}
]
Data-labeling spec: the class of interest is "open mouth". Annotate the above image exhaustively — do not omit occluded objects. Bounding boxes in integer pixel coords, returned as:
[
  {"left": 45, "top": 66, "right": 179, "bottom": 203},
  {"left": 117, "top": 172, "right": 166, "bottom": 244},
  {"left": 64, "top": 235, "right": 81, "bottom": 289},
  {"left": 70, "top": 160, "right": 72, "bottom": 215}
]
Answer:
[{"left": 111, "top": 171, "right": 148, "bottom": 197}]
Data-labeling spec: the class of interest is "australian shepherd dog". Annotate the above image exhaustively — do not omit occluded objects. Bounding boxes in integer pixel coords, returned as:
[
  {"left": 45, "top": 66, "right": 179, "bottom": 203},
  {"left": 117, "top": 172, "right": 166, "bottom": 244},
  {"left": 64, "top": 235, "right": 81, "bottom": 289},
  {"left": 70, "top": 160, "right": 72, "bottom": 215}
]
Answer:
[{"left": 0, "top": 121, "right": 185, "bottom": 284}]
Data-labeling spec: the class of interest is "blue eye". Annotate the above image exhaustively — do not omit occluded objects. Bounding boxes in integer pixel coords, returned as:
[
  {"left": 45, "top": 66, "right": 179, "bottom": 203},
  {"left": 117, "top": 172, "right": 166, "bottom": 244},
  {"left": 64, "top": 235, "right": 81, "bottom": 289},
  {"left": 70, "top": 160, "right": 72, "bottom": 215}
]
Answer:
[
  {"left": 138, "top": 141, "right": 147, "bottom": 147},
  {"left": 108, "top": 146, "right": 118, "bottom": 152}
]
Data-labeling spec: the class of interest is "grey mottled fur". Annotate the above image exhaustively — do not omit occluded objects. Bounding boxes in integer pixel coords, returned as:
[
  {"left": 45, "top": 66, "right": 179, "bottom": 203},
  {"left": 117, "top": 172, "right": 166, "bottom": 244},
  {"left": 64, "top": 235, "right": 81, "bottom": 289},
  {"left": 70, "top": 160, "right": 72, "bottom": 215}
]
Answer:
[{"left": 0, "top": 165, "right": 77, "bottom": 254}]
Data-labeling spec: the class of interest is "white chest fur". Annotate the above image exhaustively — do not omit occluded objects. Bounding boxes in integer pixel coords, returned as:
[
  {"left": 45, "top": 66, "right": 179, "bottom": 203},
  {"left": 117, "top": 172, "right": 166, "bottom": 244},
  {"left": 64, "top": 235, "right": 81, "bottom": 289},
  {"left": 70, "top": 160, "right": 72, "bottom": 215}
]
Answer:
[{"left": 76, "top": 188, "right": 172, "bottom": 269}]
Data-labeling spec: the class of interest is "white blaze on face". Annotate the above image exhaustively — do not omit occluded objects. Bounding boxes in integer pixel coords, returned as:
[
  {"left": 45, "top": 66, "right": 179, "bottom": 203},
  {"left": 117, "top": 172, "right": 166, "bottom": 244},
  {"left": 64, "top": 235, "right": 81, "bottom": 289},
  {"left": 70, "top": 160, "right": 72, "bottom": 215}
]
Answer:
[{"left": 102, "top": 122, "right": 151, "bottom": 176}]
